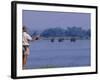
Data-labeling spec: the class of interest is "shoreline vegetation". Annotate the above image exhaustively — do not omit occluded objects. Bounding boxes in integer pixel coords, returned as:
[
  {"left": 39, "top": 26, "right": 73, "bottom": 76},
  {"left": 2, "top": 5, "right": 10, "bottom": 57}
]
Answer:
[{"left": 28, "top": 26, "right": 90, "bottom": 42}]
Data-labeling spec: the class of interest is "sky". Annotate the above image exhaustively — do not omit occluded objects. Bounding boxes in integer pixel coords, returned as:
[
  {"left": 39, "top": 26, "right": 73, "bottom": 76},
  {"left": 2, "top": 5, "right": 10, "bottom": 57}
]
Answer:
[{"left": 22, "top": 10, "right": 90, "bottom": 31}]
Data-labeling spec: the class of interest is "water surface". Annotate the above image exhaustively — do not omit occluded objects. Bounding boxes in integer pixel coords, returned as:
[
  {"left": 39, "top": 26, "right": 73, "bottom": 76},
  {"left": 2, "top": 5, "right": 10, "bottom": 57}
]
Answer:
[{"left": 24, "top": 40, "right": 90, "bottom": 69}]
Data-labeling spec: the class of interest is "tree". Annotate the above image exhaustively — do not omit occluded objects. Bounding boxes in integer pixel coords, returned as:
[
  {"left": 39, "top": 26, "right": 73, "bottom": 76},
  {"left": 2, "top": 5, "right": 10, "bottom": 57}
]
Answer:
[{"left": 41, "top": 27, "right": 65, "bottom": 37}]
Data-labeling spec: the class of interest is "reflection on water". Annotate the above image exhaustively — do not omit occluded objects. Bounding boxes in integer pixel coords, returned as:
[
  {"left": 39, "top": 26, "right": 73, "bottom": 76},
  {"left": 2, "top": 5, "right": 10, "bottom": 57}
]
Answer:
[{"left": 24, "top": 40, "right": 90, "bottom": 69}]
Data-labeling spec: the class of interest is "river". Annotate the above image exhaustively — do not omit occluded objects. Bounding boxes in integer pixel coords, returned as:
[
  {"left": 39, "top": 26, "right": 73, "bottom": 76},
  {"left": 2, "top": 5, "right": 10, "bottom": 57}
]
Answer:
[{"left": 24, "top": 39, "right": 90, "bottom": 69}]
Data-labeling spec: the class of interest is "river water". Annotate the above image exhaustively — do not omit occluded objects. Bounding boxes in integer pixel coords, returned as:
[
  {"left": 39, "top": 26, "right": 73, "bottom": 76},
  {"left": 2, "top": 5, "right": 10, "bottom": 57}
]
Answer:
[{"left": 24, "top": 40, "right": 90, "bottom": 69}]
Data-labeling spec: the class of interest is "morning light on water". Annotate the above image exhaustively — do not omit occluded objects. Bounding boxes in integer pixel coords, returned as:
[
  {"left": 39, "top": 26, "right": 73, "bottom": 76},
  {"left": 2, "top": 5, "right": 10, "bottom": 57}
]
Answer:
[{"left": 22, "top": 10, "right": 91, "bottom": 69}]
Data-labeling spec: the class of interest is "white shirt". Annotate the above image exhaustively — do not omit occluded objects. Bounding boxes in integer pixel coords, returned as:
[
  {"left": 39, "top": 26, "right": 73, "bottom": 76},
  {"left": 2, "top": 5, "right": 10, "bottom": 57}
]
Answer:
[{"left": 23, "top": 32, "right": 32, "bottom": 46}]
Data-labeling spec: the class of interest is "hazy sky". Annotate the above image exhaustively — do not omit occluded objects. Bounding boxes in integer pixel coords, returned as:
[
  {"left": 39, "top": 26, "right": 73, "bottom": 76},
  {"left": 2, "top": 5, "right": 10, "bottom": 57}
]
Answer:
[{"left": 22, "top": 10, "right": 90, "bottom": 31}]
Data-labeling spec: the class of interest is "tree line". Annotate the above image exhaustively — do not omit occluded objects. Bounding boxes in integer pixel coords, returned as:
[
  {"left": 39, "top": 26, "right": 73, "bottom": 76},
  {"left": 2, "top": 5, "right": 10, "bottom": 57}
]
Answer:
[
  {"left": 40, "top": 27, "right": 90, "bottom": 39},
  {"left": 28, "top": 26, "right": 90, "bottom": 40}
]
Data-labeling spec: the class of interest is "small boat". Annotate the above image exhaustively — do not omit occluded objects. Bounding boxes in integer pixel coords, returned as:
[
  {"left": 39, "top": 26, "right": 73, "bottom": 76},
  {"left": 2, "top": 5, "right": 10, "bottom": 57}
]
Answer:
[
  {"left": 51, "top": 38, "right": 55, "bottom": 42},
  {"left": 58, "top": 38, "right": 64, "bottom": 42},
  {"left": 70, "top": 38, "right": 76, "bottom": 42}
]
